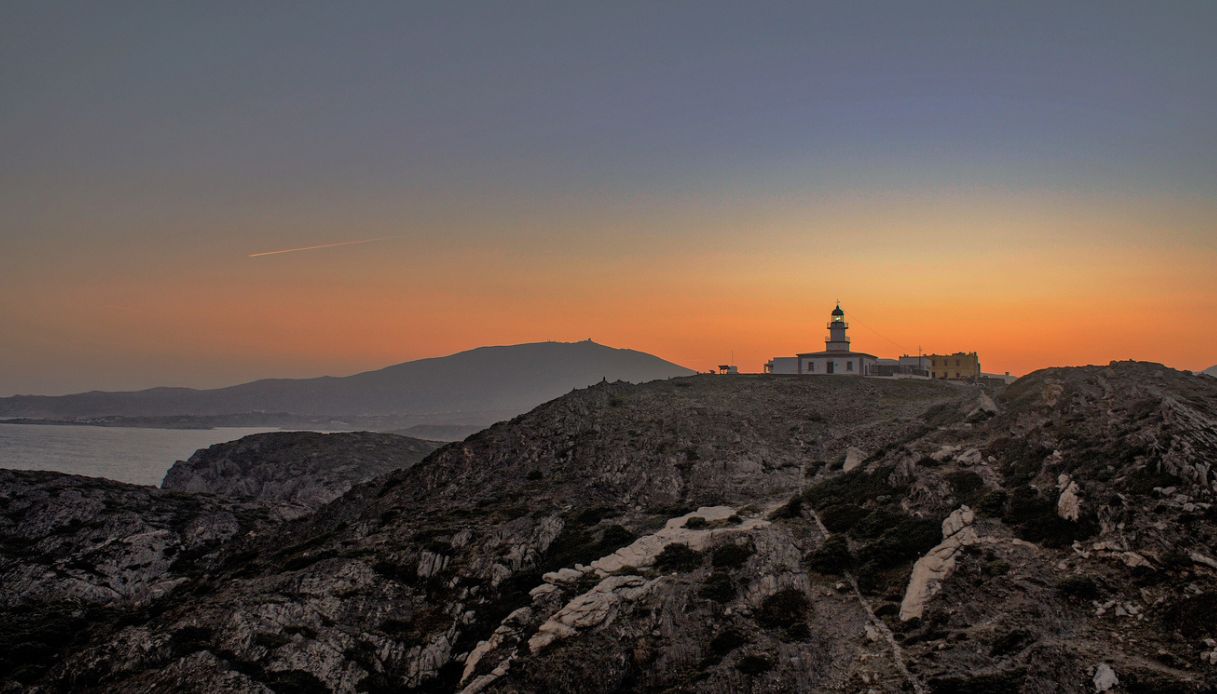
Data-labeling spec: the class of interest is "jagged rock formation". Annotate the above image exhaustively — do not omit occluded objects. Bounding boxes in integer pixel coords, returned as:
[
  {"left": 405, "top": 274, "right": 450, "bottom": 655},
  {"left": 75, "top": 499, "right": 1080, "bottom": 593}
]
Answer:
[
  {"left": 898, "top": 506, "right": 976, "bottom": 621},
  {"left": 6, "top": 362, "right": 1217, "bottom": 693},
  {"left": 0, "top": 469, "right": 291, "bottom": 684},
  {"left": 162, "top": 432, "right": 442, "bottom": 512}
]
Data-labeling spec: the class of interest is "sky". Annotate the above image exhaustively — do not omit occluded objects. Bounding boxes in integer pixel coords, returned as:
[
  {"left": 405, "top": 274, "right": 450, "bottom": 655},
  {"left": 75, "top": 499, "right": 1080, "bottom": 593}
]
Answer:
[{"left": 2, "top": 1, "right": 1216, "bottom": 395}]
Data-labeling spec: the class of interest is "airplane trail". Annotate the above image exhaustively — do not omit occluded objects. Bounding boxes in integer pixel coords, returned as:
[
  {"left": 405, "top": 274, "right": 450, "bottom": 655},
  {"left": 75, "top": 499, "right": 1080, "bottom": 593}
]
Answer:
[{"left": 248, "top": 237, "right": 393, "bottom": 257}]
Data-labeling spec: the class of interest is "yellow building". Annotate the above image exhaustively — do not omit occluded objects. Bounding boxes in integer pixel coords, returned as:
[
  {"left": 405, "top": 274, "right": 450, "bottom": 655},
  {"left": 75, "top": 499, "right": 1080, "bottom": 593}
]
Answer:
[{"left": 928, "top": 352, "right": 981, "bottom": 381}]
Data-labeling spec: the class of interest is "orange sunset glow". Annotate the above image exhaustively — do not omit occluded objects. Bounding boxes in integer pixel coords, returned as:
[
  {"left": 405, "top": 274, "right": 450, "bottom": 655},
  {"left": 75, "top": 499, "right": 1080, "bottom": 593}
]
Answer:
[{"left": 3, "top": 3, "right": 1216, "bottom": 395}]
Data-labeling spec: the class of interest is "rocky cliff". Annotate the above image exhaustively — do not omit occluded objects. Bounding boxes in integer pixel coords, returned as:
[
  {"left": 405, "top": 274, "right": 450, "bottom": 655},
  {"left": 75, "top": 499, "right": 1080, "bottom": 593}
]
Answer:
[
  {"left": 7, "top": 363, "right": 1217, "bottom": 693},
  {"left": 161, "top": 432, "right": 442, "bottom": 512},
  {"left": 0, "top": 469, "right": 292, "bottom": 685}
]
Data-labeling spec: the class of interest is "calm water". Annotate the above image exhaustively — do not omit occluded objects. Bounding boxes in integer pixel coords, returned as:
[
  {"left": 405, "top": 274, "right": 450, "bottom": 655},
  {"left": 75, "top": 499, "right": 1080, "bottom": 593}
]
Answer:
[{"left": 0, "top": 423, "right": 282, "bottom": 486}]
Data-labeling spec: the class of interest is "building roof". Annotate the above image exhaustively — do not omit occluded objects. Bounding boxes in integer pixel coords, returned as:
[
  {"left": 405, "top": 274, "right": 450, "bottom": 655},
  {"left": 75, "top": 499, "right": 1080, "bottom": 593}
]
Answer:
[
  {"left": 831, "top": 304, "right": 844, "bottom": 316},
  {"left": 796, "top": 350, "right": 878, "bottom": 359}
]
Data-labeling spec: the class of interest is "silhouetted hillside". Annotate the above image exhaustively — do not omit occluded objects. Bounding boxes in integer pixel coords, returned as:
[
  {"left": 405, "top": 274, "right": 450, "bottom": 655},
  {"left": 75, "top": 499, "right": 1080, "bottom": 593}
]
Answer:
[{"left": 0, "top": 341, "right": 694, "bottom": 427}]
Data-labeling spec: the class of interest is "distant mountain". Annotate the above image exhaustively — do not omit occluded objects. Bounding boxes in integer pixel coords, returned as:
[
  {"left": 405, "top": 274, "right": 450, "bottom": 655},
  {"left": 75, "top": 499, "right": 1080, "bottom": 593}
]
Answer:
[
  {"left": 1203, "top": 365, "right": 1217, "bottom": 378},
  {"left": 0, "top": 340, "right": 695, "bottom": 426}
]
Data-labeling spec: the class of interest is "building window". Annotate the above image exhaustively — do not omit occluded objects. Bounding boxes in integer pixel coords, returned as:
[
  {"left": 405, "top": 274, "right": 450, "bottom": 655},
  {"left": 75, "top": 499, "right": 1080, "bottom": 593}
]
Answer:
[
  {"left": 847, "top": 360, "right": 853, "bottom": 371},
  {"left": 807, "top": 361, "right": 814, "bottom": 372}
]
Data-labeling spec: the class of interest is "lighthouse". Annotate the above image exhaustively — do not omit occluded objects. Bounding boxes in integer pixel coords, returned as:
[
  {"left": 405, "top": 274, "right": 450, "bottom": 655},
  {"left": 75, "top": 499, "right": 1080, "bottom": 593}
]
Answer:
[
  {"left": 825, "top": 303, "right": 850, "bottom": 352},
  {"left": 786, "top": 303, "right": 879, "bottom": 375}
]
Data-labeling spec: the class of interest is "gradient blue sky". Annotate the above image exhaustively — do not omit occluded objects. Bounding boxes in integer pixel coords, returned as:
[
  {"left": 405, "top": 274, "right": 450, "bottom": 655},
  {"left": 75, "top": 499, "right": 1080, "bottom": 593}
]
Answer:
[{"left": 3, "top": 2, "right": 1216, "bottom": 394}]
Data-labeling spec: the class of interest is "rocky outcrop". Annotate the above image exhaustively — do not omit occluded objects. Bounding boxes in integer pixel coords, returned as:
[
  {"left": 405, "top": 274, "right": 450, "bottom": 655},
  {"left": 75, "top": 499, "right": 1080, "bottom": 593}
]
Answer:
[
  {"left": 898, "top": 507, "right": 977, "bottom": 621},
  {"left": 162, "top": 431, "right": 441, "bottom": 511},
  {"left": 1058, "top": 474, "right": 1082, "bottom": 521},
  {"left": 0, "top": 469, "right": 292, "bottom": 685},
  {"left": 8, "top": 362, "right": 1217, "bottom": 693},
  {"left": 0, "top": 470, "right": 288, "bottom": 609}
]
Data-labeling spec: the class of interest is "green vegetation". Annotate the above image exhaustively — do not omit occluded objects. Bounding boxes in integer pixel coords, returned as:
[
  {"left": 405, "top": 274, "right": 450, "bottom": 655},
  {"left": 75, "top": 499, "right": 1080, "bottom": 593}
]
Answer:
[
  {"left": 768, "top": 495, "right": 803, "bottom": 520},
  {"left": 596, "top": 524, "right": 635, "bottom": 552},
  {"left": 987, "top": 437, "right": 1051, "bottom": 486},
  {"left": 756, "top": 588, "right": 810, "bottom": 635},
  {"left": 1001, "top": 486, "right": 1098, "bottom": 548},
  {"left": 699, "top": 572, "right": 736, "bottom": 603},
  {"left": 708, "top": 628, "right": 748, "bottom": 656},
  {"left": 945, "top": 470, "right": 986, "bottom": 505},
  {"left": 710, "top": 542, "right": 754, "bottom": 569},
  {"left": 818, "top": 503, "right": 869, "bottom": 532},
  {"left": 802, "top": 465, "right": 905, "bottom": 508},
  {"left": 807, "top": 535, "right": 852, "bottom": 575},
  {"left": 1057, "top": 575, "right": 1101, "bottom": 601},
  {"left": 1163, "top": 592, "right": 1217, "bottom": 639},
  {"left": 929, "top": 668, "right": 1026, "bottom": 694},
  {"left": 654, "top": 543, "right": 703, "bottom": 572},
  {"left": 735, "top": 654, "right": 774, "bottom": 675},
  {"left": 989, "top": 629, "right": 1034, "bottom": 656}
]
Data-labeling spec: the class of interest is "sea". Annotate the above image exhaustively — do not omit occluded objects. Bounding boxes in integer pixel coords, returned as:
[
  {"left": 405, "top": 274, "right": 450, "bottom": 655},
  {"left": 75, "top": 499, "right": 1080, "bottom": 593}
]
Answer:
[{"left": 0, "top": 423, "right": 283, "bottom": 486}]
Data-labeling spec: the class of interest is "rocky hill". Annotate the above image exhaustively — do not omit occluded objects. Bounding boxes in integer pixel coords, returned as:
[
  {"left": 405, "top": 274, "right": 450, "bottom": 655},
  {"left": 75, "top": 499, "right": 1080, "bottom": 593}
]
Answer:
[
  {"left": 0, "top": 341, "right": 695, "bottom": 429},
  {"left": 6, "top": 362, "right": 1217, "bottom": 693},
  {"left": 162, "top": 432, "right": 442, "bottom": 513},
  {"left": 0, "top": 469, "right": 293, "bottom": 684}
]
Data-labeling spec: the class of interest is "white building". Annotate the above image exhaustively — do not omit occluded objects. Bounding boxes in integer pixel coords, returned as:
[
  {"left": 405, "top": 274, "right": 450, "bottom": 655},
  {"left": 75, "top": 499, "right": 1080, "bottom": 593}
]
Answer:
[
  {"left": 766, "top": 304, "right": 879, "bottom": 376},
  {"left": 766, "top": 357, "right": 799, "bottom": 375}
]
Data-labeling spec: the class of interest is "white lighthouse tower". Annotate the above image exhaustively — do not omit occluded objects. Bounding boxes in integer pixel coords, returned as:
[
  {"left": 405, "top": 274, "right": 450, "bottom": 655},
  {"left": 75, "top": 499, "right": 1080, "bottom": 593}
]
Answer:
[{"left": 825, "top": 302, "right": 850, "bottom": 352}]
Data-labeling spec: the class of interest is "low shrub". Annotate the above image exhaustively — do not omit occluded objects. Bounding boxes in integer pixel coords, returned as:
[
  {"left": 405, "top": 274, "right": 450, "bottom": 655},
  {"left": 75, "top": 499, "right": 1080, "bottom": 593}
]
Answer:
[
  {"left": 989, "top": 628, "right": 1034, "bottom": 657},
  {"left": 699, "top": 572, "right": 736, "bottom": 603},
  {"left": 576, "top": 506, "right": 618, "bottom": 525},
  {"left": 856, "top": 517, "right": 941, "bottom": 572},
  {"left": 807, "top": 535, "right": 852, "bottom": 575},
  {"left": 803, "top": 465, "right": 905, "bottom": 508},
  {"left": 597, "top": 524, "right": 635, "bottom": 552},
  {"left": 1002, "top": 486, "right": 1097, "bottom": 548},
  {"left": 684, "top": 516, "right": 707, "bottom": 529},
  {"left": 768, "top": 495, "right": 803, "bottom": 520},
  {"left": 946, "top": 471, "right": 986, "bottom": 504},
  {"left": 976, "top": 490, "right": 1008, "bottom": 517},
  {"left": 711, "top": 542, "right": 754, "bottom": 569},
  {"left": 1162, "top": 592, "right": 1217, "bottom": 639},
  {"left": 1056, "top": 575, "right": 1101, "bottom": 601},
  {"left": 848, "top": 507, "right": 905, "bottom": 540},
  {"left": 929, "top": 668, "right": 1025, "bottom": 694},
  {"left": 709, "top": 628, "right": 748, "bottom": 656},
  {"left": 735, "top": 654, "right": 773, "bottom": 675},
  {"left": 756, "top": 589, "right": 809, "bottom": 629},
  {"left": 819, "top": 503, "right": 868, "bottom": 533},
  {"left": 654, "top": 543, "right": 703, "bottom": 572}
]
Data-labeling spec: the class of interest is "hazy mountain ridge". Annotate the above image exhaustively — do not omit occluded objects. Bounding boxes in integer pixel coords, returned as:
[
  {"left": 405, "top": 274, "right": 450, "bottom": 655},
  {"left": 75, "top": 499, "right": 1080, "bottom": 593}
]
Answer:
[
  {"left": 0, "top": 341, "right": 695, "bottom": 427},
  {"left": 8, "top": 362, "right": 1217, "bottom": 692}
]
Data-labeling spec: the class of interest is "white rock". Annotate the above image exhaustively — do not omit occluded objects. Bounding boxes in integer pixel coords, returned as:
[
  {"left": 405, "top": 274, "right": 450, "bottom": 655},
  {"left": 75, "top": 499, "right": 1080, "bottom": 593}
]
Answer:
[
  {"left": 527, "top": 575, "right": 651, "bottom": 654},
  {"left": 843, "top": 447, "right": 866, "bottom": 472},
  {"left": 1190, "top": 552, "right": 1217, "bottom": 570},
  {"left": 589, "top": 506, "right": 768, "bottom": 575},
  {"left": 1057, "top": 474, "right": 1082, "bottom": 521},
  {"left": 899, "top": 507, "right": 977, "bottom": 621},
  {"left": 1093, "top": 662, "right": 1118, "bottom": 692},
  {"left": 956, "top": 448, "right": 984, "bottom": 466}
]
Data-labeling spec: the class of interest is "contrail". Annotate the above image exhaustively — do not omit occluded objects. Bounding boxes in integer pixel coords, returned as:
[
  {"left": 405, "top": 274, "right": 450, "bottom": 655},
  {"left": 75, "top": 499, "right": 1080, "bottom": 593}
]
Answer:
[{"left": 248, "top": 236, "right": 393, "bottom": 258}]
